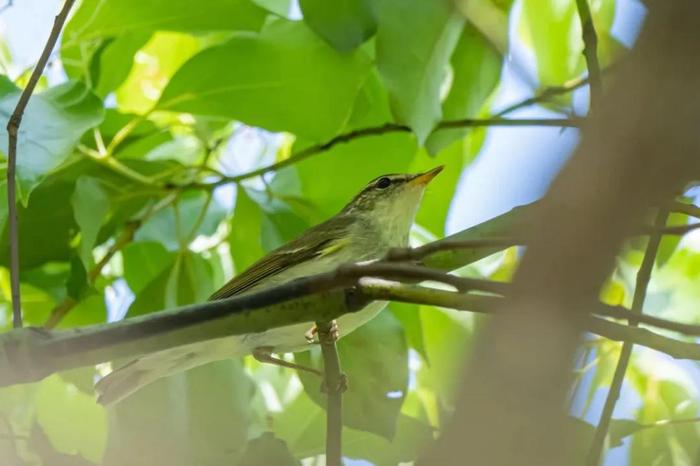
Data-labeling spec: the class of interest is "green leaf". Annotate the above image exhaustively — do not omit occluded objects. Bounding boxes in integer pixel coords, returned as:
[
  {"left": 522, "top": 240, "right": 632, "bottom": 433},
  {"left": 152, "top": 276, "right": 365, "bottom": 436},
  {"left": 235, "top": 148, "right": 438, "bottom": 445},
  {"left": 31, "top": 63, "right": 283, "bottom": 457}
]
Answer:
[
  {"left": 72, "top": 177, "right": 111, "bottom": 269},
  {"left": 295, "top": 312, "right": 408, "bottom": 439},
  {"left": 185, "top": 360, "right": 256, "bottom": 464},
  {"left": 64, "top": 0, "right": 267, "bottom": 42},
  {"left": 238, "top": 432, "right": 300, "bottom": 466},
  {"left": 390, "top": 303, "right": 428, "bottom": 362},
  {"left": 104, "top": 360, "right": 255, "bottom": 466},
  {"left": 0, "top": 82, "right": 105, "bottom": 202},
  {"left": 251, "top": 0, "right": 291, "bottom": 16},
  {"left": 425, "top": 23, "right": 502, "bottom": 155},
  {"left": 299, "top": 0, "right": 377, "bottom": 52},
  {"left": 376, "top": 0, "right": 464, "bottom": 143},
  {"left": 122, "top": 241, "right": 176, "bottom": 295},
  {"left": 609, "top": 419, "right": 646, "bottom": 447},
  {"left": 137, "top": 191, "right": 226, "bottom": 251},
  {"left": 292, "top": 132, "right": 417, "bottom": 219},
  {"left": 34, "top": 375, "right": 107, "bottom": 463},
  {"left": 656, "top": 212, "right": 687, "bottom": 266},
  {"left": 275, "top": 393, "right": 434, "bottom": 464},
  {"left": 227, "top": 186, "right": 310, "bottom": 275},
  {"left": 521, "top": 0, "right": 580, "bottom": 85},
  {"left": 159, "top": 19, "right": 372, "bottom": 141},
  {"left": 91, "top": 33, "right": 152, "bottom": 97},
  {"left": 126, "top": 250, "right": 213, "bottom": 316},
  {"left": 0, "top": 178, "right": 77, "bottom": 268}
]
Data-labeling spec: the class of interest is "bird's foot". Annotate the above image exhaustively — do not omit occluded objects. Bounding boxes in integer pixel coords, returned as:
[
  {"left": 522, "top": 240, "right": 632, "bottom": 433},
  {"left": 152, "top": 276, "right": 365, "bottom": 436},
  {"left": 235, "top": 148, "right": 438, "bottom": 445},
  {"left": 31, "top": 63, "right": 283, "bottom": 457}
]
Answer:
[
  {"left": 252, "top": 346, "right": 322, "bottom": 376},
  {"left": 305, "top": 320, "right": 340, "bottom": 344}
]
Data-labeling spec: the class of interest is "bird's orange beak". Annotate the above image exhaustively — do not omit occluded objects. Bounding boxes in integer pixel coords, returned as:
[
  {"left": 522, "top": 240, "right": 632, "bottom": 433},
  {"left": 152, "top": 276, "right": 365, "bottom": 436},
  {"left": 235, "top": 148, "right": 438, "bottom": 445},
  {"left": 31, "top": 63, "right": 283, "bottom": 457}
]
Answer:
[{"left": 410, "top": 165, "right": 444, "bottom": 186}]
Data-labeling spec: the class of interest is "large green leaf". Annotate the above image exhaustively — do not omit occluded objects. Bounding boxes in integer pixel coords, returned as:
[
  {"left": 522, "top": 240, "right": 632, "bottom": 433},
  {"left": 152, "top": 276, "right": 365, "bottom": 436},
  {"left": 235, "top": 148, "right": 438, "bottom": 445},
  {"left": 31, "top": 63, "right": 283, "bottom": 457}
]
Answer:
[
  {"left": 126, "top": 250, "right": 213, "bottom": 317},
  {"left": 275, "top": 392, "right": 433, "bottom": 464},
  {"left": 64, "top": 0, "right": 267, "bottom": 42},
  {"left": 90, "top": 33, "right": 152, "bottom": 97},
  {"left": 34, "top": 375, "right": 107, "bottom": 463},
  {"left": 72, "top": 178, "right": 111, "bottom": 269},
  {"left": 425, "top": 22, "right": 502, "bottom": 155},
  {"left": 122, "top": 241, "right": 176, "bottom": 295},
  {"left": 237, "top": 432, "right": 299, "bottom": 466},
  {"left": 299, "top": 0, "right": 377, "bottom": 52},
  {"left": 376, "top": 0, "right": 464, "bottom": 143},
  {"left": 0, "top": 178, "right": 76, "bottom": 268},
  {"left": 295, "top": 311, "right": 409, "bottom": 439},
  {"left": 158, "top": 20, "right": 372, "bottom": 141},
  {"left": 0, "top": 81, "right": 105, "bottom": 202}
]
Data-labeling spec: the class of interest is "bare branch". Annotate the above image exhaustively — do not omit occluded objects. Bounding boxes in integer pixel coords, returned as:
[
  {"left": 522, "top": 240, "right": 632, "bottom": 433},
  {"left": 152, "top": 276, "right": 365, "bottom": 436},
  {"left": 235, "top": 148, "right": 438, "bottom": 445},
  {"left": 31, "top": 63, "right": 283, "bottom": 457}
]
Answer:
[
  {"left": 181, "top": 118, "right": 581, "bottom": 190},
  {"left": 317, "top": 321, "right": 344, "bottom": 466},
  {"left": 5, "top": 0, "right": 76, "bottom": 328}
]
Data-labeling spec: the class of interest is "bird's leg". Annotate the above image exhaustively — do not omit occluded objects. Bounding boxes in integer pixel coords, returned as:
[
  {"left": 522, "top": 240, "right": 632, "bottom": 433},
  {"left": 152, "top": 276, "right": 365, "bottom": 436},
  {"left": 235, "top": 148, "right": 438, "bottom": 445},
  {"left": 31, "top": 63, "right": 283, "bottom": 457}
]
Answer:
[
  {"left": 317, "top": 322, "right": 348, "bottom": 394},
  {"left": 305, "top": 320, "right": 340, "bottom": 344},
  {"left": 252, "top": 347, "right": 322, "bottom": 376}
]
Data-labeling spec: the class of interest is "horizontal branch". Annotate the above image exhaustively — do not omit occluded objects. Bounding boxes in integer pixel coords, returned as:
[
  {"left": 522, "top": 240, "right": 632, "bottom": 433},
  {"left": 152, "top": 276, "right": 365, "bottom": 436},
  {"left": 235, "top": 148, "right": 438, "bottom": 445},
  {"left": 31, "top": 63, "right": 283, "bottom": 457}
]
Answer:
[
  {"left": 2, "top": 202, "right": 700, "bottom": 387},
  {"left": 358, "top": 281, "right": 700, "bottom": 339}
]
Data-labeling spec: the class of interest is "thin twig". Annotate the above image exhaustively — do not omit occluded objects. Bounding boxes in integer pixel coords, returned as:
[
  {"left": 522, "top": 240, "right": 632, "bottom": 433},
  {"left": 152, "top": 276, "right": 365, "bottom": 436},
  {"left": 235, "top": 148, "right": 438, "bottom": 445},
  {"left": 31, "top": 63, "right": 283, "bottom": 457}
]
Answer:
[
  {"left": 5, "top": 0, "right": 76, "bottom": 328},
  {"left": 668, "top": 200, "right": 700, "bottom": 219},
  {"left": 317, "top": 320, "right": 344, "bottom": 466},
  {"left": 575, "top": 0, "right": 603, "bottom": 110},
  {"left": 357, "top": 281, "right": 700, "bottom": 337},
  {"left": 495, "top": 76, "right": 592, "bottom": 117},
  {"left": 586, "top": 209, "right": 669, "bottom": 466},
  {"left": 181, "top": 118, "right": 582, "bottom": 190}
]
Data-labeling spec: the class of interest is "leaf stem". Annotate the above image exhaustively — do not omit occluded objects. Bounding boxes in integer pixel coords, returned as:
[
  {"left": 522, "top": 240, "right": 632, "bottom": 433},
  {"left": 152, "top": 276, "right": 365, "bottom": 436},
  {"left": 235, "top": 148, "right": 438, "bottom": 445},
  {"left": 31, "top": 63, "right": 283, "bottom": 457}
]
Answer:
[
  {"left": 5, "top": 0, "right": 76, "bottom": 328},
  {"left": 586, "top": 209, "right": 669, "bottom": 466}
]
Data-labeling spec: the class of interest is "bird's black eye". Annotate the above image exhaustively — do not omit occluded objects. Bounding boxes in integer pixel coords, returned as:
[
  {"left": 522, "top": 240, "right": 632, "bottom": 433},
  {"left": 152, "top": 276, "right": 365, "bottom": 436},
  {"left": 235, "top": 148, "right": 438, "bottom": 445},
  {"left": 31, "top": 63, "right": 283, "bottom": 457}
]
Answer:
[{"left": 376, "top": 177, "right": 391, "bottom": 189}]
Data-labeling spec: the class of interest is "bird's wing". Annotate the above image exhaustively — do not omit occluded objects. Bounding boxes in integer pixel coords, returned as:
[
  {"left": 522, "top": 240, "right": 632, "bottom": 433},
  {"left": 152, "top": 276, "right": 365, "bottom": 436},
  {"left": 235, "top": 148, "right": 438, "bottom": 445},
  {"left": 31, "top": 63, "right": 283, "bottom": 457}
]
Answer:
[{"left": 209, "top": 214, "right": 353, "bottom": 300}]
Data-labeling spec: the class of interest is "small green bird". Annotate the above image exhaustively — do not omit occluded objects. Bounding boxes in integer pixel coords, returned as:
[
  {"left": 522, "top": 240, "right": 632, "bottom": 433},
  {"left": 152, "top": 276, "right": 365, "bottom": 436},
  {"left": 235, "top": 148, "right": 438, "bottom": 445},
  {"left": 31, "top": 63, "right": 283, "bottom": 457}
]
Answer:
[{"left": 96, "top": 166, "right": 443, "bottom": 404}]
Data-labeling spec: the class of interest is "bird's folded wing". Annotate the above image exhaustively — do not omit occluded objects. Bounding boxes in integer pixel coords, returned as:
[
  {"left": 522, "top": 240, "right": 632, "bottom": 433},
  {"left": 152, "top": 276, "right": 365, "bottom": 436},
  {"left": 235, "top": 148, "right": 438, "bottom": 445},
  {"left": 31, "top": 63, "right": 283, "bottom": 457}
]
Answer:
[{"left": 209, "top": 215, "right": 353, "bottom": 300}]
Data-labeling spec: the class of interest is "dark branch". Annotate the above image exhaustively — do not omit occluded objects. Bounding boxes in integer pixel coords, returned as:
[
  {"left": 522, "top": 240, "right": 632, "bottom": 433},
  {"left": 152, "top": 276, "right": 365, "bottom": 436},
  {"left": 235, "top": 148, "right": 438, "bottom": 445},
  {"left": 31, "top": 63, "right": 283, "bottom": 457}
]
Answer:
[
  {"left": 182, "top": 118, "right": 582, "bottom": 190},
  {"left": 5, "top": 0, "right": 76, "bottom": 328}
]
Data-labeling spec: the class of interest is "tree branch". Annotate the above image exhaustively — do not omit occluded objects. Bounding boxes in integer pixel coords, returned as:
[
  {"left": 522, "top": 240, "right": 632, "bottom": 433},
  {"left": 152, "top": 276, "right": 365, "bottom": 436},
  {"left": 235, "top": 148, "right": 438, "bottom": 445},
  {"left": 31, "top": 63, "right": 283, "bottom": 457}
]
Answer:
[
  {"left": 183, "top": 118, "right": 581, "bottom": 190},
  {"left": 575, "top": 0, "right": 603, "bottom": 110},
  {"left": 5, "top": 0, "right": 76, "bottom": 328},
  {"left": 586, "top": 209, "right": 668, "bottom": 466},
  {"left": 317, "top": 321, "right": 344, "bottom": 466}
]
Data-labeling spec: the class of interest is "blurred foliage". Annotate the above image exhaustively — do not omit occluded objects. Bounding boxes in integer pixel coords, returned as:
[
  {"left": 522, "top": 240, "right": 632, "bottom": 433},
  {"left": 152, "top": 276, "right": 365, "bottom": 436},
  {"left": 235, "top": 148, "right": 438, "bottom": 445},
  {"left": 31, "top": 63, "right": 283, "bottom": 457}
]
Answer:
[{"left": 0, "top": 0, "right": 697, "bottom": 465}]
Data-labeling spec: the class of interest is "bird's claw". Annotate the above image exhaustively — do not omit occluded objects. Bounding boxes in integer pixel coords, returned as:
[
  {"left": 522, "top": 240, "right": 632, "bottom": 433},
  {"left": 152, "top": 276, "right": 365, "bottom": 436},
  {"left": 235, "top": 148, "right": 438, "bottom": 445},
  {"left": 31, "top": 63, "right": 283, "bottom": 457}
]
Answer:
[{"left": 320, "top": 373, "right": 348, "bottom": 394}]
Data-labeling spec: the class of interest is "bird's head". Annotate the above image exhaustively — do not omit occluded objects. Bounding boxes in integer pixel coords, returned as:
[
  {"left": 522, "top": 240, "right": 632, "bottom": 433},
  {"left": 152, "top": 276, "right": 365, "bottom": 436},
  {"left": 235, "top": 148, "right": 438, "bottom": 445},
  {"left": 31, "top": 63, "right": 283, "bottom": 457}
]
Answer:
[{"left": 342, "top": 166, "right": 443, "bottom": 236}]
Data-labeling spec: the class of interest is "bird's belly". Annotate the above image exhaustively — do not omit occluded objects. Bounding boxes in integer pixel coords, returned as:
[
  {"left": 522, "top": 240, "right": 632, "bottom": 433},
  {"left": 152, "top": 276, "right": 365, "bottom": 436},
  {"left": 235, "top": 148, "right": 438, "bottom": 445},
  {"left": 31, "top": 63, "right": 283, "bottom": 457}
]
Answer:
[{"left": 241, "top": 300, "right": 387, "bottom": 354}]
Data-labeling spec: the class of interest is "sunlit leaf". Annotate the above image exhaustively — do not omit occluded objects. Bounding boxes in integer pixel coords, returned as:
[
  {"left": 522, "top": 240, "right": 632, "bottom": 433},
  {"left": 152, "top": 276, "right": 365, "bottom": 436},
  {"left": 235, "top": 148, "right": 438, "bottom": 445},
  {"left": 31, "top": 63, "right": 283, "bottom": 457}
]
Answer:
[
  {"left": 159, "top": 20, "right": 372, "bottom": 141},
  {"left": 0, "top": 82, "right": 104, "bottom": 202},
  {"left": 376, "top": 0, "right": 464, "bottom": 143},
  {"left": 300, "top": 0, "right": 377, "bottom": 52}
]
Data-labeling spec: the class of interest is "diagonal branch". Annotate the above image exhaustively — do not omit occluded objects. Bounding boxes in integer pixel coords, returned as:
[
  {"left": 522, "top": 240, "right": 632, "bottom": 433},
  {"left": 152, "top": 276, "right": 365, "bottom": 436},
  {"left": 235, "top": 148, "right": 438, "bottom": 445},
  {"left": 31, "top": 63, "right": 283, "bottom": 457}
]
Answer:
[
  {"left": 586, "top": 209, "right": 668, "bottom": 466},
  {"left": 5, "top": 0, "right": 76, "bottom": 328},
  {"left": 575, "top": 0, "right": 603, "bottom": 110}
]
